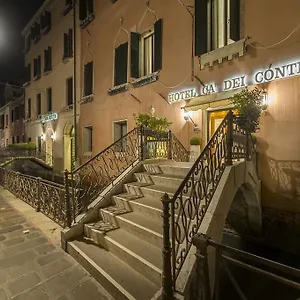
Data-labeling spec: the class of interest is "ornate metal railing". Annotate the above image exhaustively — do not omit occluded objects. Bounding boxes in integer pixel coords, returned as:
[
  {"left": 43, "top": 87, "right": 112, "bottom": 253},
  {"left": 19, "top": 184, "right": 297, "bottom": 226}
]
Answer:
[
  {"left": 64, "top": 126, "right": 189, "bottom": 225},
  {"left": 0, "top": 148, "right": 53, "bottom": 167},
  {"left": 160, "top": 111, "right": 256, "bottom": 298},
  {"left": 0, "top": 168, "right": 66, "bottom": 226},
  {"left": 191, "top": 234, "right": 300, "bottom": 300}
]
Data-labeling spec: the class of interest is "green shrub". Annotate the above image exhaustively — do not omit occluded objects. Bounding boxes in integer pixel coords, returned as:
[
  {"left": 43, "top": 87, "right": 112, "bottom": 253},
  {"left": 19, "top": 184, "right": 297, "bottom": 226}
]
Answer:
[
  {"left": 133, "top": 113, "right": 172, "bottom": 132},
  {"left": 229, "top": 87, "right": 263, "bottom": 133},
  {"left": 190, "top": 136, "right": 201, "bottom": 146},
  {"left": 7, "top": 142, "right": 36, "bottom": 150}
]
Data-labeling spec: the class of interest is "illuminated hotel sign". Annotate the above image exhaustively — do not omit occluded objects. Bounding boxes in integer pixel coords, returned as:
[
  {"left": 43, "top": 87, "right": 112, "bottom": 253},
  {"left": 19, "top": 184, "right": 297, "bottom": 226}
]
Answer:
[
  {"left": 168, "top": 59, "right": 300, "bottom": 104},
  {"left": 41, "top": 112, "right": 58, "bottom": 123}
]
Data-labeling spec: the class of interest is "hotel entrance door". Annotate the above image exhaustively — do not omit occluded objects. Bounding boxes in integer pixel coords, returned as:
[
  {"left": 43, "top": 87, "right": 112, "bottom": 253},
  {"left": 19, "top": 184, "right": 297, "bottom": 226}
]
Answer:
[{"left": 208, "top": 110, "right": 230, "bottom": 140}]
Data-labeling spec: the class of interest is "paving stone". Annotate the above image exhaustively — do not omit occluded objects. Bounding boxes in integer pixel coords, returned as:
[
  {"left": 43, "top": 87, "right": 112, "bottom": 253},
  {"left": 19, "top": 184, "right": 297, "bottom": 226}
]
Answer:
[
  {"left": 0, "top": 236, "right": 6, "bottom": 241},
  {"left": 7, "top": 272, "right": 41, "bottom": 297},
  {"left": 0, "top": 218, "right": 26, "bottom": 228},
  {"left": 0, "top": 250, "right": 36, "bottom": 270},
  {"left": 44, "top": 267, "right": 86, "bottom": 297},
  {"left": 1, "top": 237, "right": 48, "bottom": 257},
  {"left": 3, "top": 214, "right": 22, "bottom": 221},
  {"left": 55, "top": 296, "right": 68, "bottom": 300},
  {"left": 70, "top": 279, "right": 110, "bottom": 300},
  {"left": 34, "top": 243, "right": 55, "bottom": 255},
  {"left": 40, "top": 258, "right": 73, "bottom": 279},
  {"left": 26, "top": 231, "right": 42, "bottom": 240},
  {"left": 37, "top": 251, "right": 65, "bottom": 267},
  {"left": 0, "top": 288, "right": 7, "bottom": 300},
  {"left": 6, "top": 227, "right": 36, "bottom": 238},
  {"left": 6, "top": 261, "right": 37, "bottom": 280},
  {"left": 11, "top": 285, "right": 49, "bottom": 300},
  {"left": 0, "top": 272, "right": 6, "bottom": 285},
  {"left": 0, "top": 224, "right": 23, "bottom": 235},
  {"left": 3, "top": 236, "right": 25, "bottom": 247}
]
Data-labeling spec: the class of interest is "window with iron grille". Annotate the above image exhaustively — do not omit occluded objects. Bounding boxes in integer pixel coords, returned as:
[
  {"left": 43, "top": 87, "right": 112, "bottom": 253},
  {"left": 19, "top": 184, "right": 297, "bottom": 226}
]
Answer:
[{"left": 79, "top": 0, "right": 94, "bottom": 28}]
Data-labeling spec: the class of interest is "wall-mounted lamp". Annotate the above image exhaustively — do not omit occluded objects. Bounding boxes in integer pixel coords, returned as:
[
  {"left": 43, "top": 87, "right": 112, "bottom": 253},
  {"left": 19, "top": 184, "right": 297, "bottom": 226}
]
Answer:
[
  {"left": 51, "top": 132, "right": 56, "bottom": 141},
  {"left": 183, "top": 110, "right": 191, "bottom": 121},
  {"left": 261, "top": 89, "right": 268, "bottom": 111},
  {"left": 41, "top": 134, "right": 46, "bottom": 141}
]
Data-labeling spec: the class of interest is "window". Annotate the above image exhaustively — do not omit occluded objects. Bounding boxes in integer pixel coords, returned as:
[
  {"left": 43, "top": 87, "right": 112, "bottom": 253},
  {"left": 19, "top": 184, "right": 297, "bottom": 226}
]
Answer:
[
  {"left": 14, "top": 106, "right": 19, "bottom": 121},
  {"left": 66, "top": 77, "right": 73, "bottom": 106},
  {"left": 22, "top": 135, "right": 25, "bottom": 143},
  {"left": 11, "top": 109, "right": 14, "bottom": 123},
  {"left": 34, "top": 56, "right": 41, "bottom": 78},
  {"left": 12, "top": 137, "right": 15, "bottom": 144},
  {"left": 114, "top": 121, "right": 127, "bottom": 151},
  {"left": 130, "top": 19, "right": 162, "bottom": 78},
  {"left": 114, "top": 43, "right": 128, "bottom": 86},
  {"left": 84, "top": 126, "right": 93, "bottom": 153},
  {"left": 84, "top": 61, "right": 93, "bottom": 96},
  {"left": 25, "top": 34, "right": 31, "bottom": 53},
  {"left": 5, "top": 114, "right": 8, "bottom": 127},
  {"left": 79, "top": 0, "right": 94, "bottom": 27},
  {"left": 0, "top": 115, "right": 4, "bottom": 130},
  {"left": 47, "top": 88, "right": 52, "bottom": 112},
  {"left": 63, "top": 0, "right": 73, "bottom": 15},
  {"left": 25, "top": 63, "right": 31, "bottom": 84},
  {"left": 195, "top": 0, "right": 241, "bottom": 56},
  {"left": 36, "top": 93, "right": 41, "bottom": 116},
  {"left": 16, "top": 136, "right": 20, "bottom": 144},
  {"left": 6, "top": 139, "right": 8, "bottom": 146},
  {"left": 44, "top": 46, "right": 52, "bottom": 73},
  {"left": 28, "top": 137, "right": 32, "bottom": 143},
  {"left": 37, "top": 136, "right": 42, "bottom": 150},
  {"left": 19, "top": 104, "right": 25, "bottom": 119},
  {"left": 41, "top": 11, "right": 51, "bottom": 34},
  {"left": 31, "top": 22, "right": 41, "bottom": 43},
  {"left": 27, "top": 98, "right": 31, "bottom": 119},
  {"left": 63, "top": 29, "right": 73, "bottom": 59}
]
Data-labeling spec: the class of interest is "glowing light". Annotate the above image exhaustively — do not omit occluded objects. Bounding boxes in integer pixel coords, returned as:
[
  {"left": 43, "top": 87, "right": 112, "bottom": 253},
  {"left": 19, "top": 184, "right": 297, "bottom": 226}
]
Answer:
[
  {"left": 51, "top": 132, "right": 56, "bottom": 141},
  {"left": 183, "top": 110, "right": 192, "bottom": 121},
  {"left": 41, "top": 134, "right": 46, "bottom": 141}
]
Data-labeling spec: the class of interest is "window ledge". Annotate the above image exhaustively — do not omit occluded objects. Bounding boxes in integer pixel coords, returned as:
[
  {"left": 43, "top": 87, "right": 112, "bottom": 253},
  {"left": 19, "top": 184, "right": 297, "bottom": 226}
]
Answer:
[
  {"left": 108, "top": 83, "right": 129, "bottom": 96},
  {"left": 79, "top": 94, "right": 94, "bottom": 104},
  {"left": 62, "top": 56, "right": 73, "bottom": 64},
  {"left": 44, "top": 69, "right": 52, "bottom": 76},
  {"left": 60, "top": 105, "right": 73, "bottom": 112},
  {"left": 199, "top": 39, "right": 246, "bottom": 70},
  {"left": 23, "top": 81, "right": 31, "bottom": 87},
  {"left": 41, "top": 26, "right": 51, "bottom": 35},
  {"left": 80, "top": 13, "right": 95, "bottom": 29},
  {"left": 33, "top": 75, "right": 41, "bottom": 81},
  {"left": 24, "top": 118, "right": 32, "bottom": 123},
  {"left": 83, "top": 152, "right": 92, "bottom": 158},
  {"left": 33, "top": 35, "right": 41, "bottom": 44},
  {"left": 131, "top": 73, "right": 159, "bottom": 88},
  {"left": 62, "top": 3, "right": 73, "bottom": 16}
]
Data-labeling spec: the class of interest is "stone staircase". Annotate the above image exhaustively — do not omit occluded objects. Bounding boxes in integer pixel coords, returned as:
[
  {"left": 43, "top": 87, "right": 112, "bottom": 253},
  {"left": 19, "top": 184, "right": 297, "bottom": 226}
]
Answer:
[{"left": 67, "top": 160, "right": 193, "bottom": 300}]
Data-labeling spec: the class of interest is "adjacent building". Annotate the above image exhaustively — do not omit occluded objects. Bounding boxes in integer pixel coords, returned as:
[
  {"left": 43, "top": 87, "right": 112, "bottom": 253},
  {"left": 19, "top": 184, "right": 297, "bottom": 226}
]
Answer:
[
  {"left": 22, "top": 0, "right": 81, "bottom": 172},
  {"left": 0, "top": 84, "right": 25, "bottom": 148},
  {"left": 77, "top": 0, "right": 300, "bottom": 244}
]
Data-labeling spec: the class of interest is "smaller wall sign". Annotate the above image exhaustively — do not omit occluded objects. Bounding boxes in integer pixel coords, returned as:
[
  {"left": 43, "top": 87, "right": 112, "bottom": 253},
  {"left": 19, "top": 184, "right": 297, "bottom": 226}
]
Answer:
[{"left": 41, "top": 112, "right": 58, "bottom": 123}]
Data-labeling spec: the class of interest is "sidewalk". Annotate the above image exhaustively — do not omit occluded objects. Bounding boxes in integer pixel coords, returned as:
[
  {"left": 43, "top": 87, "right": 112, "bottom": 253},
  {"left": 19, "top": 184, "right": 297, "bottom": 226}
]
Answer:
[{"left": 0, "top": 187, "right": 113, "bottom": 300}]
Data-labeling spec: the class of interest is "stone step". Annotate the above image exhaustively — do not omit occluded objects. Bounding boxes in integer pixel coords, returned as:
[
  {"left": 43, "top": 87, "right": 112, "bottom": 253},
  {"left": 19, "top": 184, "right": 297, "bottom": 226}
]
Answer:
[
  {"left": 115, "top": 212, "right": 163, "bottom": 248},
  {"left": 113, "top": 194, "right": 162, "bottom": 220},
  {"left": 135, "top": 172, "right": 184, "bottom": 190},
  {"left": 156, "top": 161, "right": 193, "bottom": 177},
  {"left": 68, "top": 239, "right": 158, "bottom": 300}
]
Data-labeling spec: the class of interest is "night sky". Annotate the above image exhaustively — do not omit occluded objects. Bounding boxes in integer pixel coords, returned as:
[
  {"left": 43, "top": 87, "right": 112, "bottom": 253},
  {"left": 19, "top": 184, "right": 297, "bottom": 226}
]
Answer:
[{"left": 0, "top": 0, "right": 45, "bottom": 86}]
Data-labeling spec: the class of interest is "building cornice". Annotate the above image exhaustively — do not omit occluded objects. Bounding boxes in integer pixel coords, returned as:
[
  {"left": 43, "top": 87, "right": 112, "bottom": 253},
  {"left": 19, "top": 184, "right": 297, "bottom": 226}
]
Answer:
[{"left": 21, "top": 0, "right": 52, "bottom": 37}]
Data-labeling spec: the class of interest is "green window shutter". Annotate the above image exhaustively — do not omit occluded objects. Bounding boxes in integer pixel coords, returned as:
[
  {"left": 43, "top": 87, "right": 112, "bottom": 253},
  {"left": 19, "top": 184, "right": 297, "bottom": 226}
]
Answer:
[
  {"left": 115, "top": 42, "right": 128, "bottom": 86},
  {"left": 130, "top": 32, "right": 140, "bottom": 78},
  {"left": 154, "top": 19, "right": 163, "bottom": 72},
  {"left": 194, "top": 0, "right": 208, "bottom": 56},
  {"left": 230, "top": 0, "right": 240, "bottom": 41}
]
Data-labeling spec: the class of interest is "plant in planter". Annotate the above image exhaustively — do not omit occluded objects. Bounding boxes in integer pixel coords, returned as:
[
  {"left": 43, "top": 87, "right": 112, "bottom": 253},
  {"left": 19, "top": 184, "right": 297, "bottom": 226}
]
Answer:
[
  {"left": 189, "top": 136, "right": 201, "bottom": 162},
  {"left": 229, "top": 87, "right": 264, "bottom": 133},
  {"left": 133, "top": 113, "right": 172, "bottom": 132}
]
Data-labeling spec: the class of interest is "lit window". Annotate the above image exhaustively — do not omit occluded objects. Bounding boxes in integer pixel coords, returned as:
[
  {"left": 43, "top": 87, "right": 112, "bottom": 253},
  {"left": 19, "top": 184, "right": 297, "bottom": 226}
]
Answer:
[
  {"left": 140, "top": 29, "right": 154, "bottom": 77},
  {"left": 195, "top": 0, "right": 240, "bottom": 55}
]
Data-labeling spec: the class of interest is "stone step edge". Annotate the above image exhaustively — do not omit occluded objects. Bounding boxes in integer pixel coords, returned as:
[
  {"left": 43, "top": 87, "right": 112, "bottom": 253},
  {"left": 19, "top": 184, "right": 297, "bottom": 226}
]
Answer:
[
  {"left": 68, "top": 241, "right": 136, "bottom": 300},
  {"left": 116, "top": 215, "right": 163, "bottom": 239}
]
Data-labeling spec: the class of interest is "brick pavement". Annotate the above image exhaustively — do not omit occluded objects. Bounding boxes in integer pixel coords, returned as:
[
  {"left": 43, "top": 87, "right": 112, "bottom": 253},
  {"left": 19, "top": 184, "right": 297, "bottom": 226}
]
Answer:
[{"left": 0, "top": 191, "right": 113, "bottom": 300}]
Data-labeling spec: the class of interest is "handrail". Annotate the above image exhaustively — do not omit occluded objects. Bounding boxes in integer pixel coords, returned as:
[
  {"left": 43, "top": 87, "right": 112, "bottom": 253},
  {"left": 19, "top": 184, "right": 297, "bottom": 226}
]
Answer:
[{"left": 160, "top": 110, "right": 256, "bottom": 297}]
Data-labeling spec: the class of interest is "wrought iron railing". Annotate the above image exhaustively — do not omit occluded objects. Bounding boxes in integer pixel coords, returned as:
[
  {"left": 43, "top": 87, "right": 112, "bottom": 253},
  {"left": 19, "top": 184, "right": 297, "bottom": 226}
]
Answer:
[
  {"left": 160, "top": 111, "right": 256, "bottom": 298},
  {"left": 0, "top": 168, "right": 66, "bottom": 226},
  {"left": 0, "top": 148, "right": 53, "bottom": 167},
  {"left": 64, "top": 126, "right": 189, "bottom": 225},
  {"left": 191, "top": 234, "right": 300, "bottom": 300}
]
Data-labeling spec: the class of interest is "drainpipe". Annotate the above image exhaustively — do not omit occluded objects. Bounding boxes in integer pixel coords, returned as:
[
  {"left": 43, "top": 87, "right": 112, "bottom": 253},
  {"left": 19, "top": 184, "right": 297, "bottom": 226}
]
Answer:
[{"left": 73, "top": 0, "right": 77, "bottom": 167}]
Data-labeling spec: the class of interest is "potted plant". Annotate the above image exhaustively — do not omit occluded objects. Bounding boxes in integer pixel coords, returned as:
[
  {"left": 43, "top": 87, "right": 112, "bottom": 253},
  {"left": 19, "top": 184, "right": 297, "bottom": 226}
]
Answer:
[
  {"left": 189, "top": 136, "right": 201, "bottom": 162},
  {"left": 133, "top": 113, "right": 172, "bottom": 133}
]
